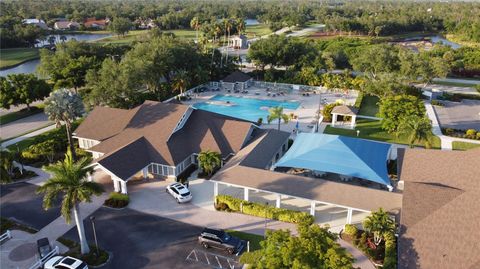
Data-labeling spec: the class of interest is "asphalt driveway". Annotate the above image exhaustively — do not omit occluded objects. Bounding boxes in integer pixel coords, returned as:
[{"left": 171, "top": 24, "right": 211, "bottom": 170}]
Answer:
[
  {"left": 63, "top": 207, "right": 241, "bottom": 269},
  {"left": 0, "top": 182, "right": 60, "bottom": 230}
]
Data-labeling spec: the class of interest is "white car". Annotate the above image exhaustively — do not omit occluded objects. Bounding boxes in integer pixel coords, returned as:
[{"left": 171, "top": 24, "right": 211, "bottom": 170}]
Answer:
[
  {"left": 166, "top": 182, "right": 192, "bottom": 203},
  {"left": 44, "top": 256, "right": 88, "bottom": 269}
]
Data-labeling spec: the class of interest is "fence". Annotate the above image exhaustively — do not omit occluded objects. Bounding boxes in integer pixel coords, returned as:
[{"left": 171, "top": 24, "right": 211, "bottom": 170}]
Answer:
[
  {"left": 252, "top": 81, "right": 325, "bottom": 93},
  {"left": 0, "top": 230, "right": 12, "bottom": 244},
  {"left": 28, "top": 246, "right": 59, "bottom": 269}
]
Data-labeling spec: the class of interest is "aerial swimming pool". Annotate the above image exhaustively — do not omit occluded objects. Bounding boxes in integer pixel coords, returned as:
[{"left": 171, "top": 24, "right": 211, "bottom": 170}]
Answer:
[{"left": 192, "top": 94, "right": 300, "bottom": 122}]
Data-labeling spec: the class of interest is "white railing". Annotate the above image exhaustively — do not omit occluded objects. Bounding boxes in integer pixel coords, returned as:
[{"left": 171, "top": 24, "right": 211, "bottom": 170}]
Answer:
[
  {"left": 0, "top": 230, "right": 12, "bottom": 244},
  {"left": 28, "top": 246, "right": 59, "bottom": 269},
  {"left": 252, "top": 80, "right": 324, "bottom": 93}
]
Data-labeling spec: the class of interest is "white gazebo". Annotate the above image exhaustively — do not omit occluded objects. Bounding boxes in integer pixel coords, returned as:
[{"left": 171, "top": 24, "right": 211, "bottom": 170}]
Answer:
[{"left": 331, "top": 105, "right": 359, "bottom": 129}]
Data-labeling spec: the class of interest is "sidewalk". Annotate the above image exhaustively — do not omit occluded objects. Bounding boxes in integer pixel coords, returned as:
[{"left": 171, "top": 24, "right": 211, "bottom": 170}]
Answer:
[{"left": 1, "top": 124, "right": 56, "bottom": 148}]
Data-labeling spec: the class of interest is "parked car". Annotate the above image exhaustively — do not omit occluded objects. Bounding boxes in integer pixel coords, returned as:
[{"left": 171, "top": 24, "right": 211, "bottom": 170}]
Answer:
[
  {"left": 37, "top": 238, "right": 52, "bottom": 259},
  {"left": 166, "top": 182, "right": 192, "bottom": 203},
  {"left": 198, "top": 228, "right": 246, "bottom": 255},
  {"left": 43, "top": 256, "right": 88, "bottom": 269}
]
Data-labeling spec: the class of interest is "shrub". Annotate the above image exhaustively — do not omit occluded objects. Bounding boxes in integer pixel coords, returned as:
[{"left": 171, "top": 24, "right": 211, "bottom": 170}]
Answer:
[
  {"left": 104, "top": 192, "right": 129, "bottom": 208},
  {"left": 239, "top": 250, "right": 263, "bottom": 265},
  {"left": 383, "top": 232, "right": 397, "bottom": 269},
  {"left": 431, "top": 100, "right": 443, "bottom": 106},
  {"left": 344, "top": 224, "right": 358, "bottom": 237},
  {"left": 257, "top": 117, "right": 263, "bottom": 125},
  {"left": 445, "top": 128, "right": 455, "bottom": 135},
  {"left": 465, "top": 129, "right": 477, "bottom": 139},
  {"left": 215, "top": 202, "right": 229, "bottom": 211},
  {"left": 477, "top": 133, "right": 480, "bottom": 140},
  {"left": 354, "top": 92, "right": 364, "bottom": 108},
  {"left": 215, "top": 195, "right": 314, "bottom": 224},
  {"left": 322, "top": 103, "right": 339, "bottom": 122}
]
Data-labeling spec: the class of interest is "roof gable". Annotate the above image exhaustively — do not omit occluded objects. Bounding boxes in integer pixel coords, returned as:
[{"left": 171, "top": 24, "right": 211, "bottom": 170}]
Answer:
[{"left": 222, "top": 71, "right": 252, "bottom": 83}]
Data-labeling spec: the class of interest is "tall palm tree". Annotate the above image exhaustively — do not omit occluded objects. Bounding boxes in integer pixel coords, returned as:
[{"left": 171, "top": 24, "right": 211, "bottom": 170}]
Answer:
[
  {"left": 267, "top": 106, "right": 290, "bottom": 131},
  {"left": 190, "top": 17, "right": 200, "bottom": 41},
  {"left": 172, "top": 70, "right": 189, "bottom": 96},
  {"left": 197, "top": 150, "right": 221, "bottom": 176},
  {"left": 44, "top": 89, "right": 85, "bottom": 160},
  {"left": 236, "top": 18, "right": 246, "bottom": 35},
  {"left": 362, "top": 208, "right": 395, "bottom": 246},
  {"left": 225, "top": 19, "right": 233, "bottom": 62},
  {"left": 396, "top": 115, "right": 433, "bottom": 148},
  {"left": 37, "top": 151, "right": 104, "bottom": 254}
]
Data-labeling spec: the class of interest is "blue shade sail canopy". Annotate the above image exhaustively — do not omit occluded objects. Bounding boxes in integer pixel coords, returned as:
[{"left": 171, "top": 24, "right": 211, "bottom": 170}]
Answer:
[{"left": 274, "top": 133, "right": 392, "bottom": 187}]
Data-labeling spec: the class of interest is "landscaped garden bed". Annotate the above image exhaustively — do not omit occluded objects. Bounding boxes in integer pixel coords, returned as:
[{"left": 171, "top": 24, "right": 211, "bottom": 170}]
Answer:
[
  {"left": 215, "top": 195, "right": 314, "bottom": 224},
  {"left": 57, "top": 237, "right": 110, "bottom": 267},
  {"left": 103, "top": 192, "right": 129, "bottom": 208},
  {"left": 443, "top": 128, "right": 480, "bottom": 140},
  {"left": 0, "top": 217, "right": 38, "bottom": 234}
]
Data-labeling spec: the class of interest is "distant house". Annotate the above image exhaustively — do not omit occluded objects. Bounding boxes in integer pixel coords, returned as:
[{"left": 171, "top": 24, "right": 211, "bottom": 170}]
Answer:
[
  {"left": 229, "top": 35, "right": 249, "bottom": 49},
  {"left": 54, "top": 21, "right": 81, "bottom": 30},
  {"left": 397, "top": 148, "right": 480, "bottom": 269},
  {"left": 84, "top": 18, "right": 109, "bottom": 29},
  {"left": 136, "top": 18, "right": 156, "bottom": 29},
  {"left": 221, "top": 71, "right": 253, "bottom": 91},
  {"left": 22, "top": 18, "right": 49, "bottom": 30}
]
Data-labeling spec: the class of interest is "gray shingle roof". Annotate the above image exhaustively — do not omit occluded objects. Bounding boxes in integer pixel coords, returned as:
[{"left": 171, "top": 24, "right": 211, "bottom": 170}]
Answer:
[
  {"left": 222, "top": 71, "right": 252, "bottom": 83},
  {"left": 398, "top": 148, "right": 480, "bottom": 269}
]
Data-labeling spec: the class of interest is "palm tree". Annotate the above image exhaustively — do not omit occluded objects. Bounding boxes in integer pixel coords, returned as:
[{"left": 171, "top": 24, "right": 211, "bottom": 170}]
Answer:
[
  {"left": 225, "top": 19, "right": 233, "bottom": 62},
  {"left": 362, "top": 208, "right": 395, "bottom": 246},
  {"left": 37, "top": 151, "right": 104, "bottom": 254},
  {"left": 236, "top": 18, "right": 246, "bottom": 35},
  {"left": 172, "top": 70, "right": 189, "bottom": 96},
  {"left": 396, "top": 115, "right": 433, "bottom": 148},
  {"left": 48, "top": 35, "right": 56, "bottom": 46},
  {"left": 190, "top": 17, "right": 201, "bottom": 41},
  {"left": 44, "top": 88, "right": 85, "bottom": 160},
  {"left": 267, "top": 106, "right": 290, "bottom": 131},
  {"left": 60, "top": 35, "right": 67, "bottom": 43},
  {"left": 197, "top": 150, "right": 221, "bottom": 176}
]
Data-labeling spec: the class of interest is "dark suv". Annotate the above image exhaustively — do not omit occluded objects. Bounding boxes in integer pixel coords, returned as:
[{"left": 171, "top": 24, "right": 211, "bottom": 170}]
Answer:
[{"left": 198, "top": 228, "right": 246, "bottom": 255}]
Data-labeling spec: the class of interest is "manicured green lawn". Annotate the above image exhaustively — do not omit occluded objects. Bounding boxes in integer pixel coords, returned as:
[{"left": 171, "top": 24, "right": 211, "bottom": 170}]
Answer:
[
  {"left": 164, "top": 29, "right": 197, "bottom": 39},
  {"left": 226, "top": 230, "right": 264, "bottom": 251},
  {"left": 94, "top": 30, "right": 150, "bottom": 44},
  {"left": 0, "top": 48, "right": 39, "bottom": 69},
  {"left": 452, "top": 141, "right": 480, "bottom": 150},
  {"left": 245, "top": 24, "right": 272, "bottom": 38},
  {"left": 324, "top": 119, "right": 441, "bottom": 149},
  {"left": 358, "top": 95, "right": 379, "bottom": 117},
  {"left": 0, "top": 105, "right": 44, "bottom": 126}
]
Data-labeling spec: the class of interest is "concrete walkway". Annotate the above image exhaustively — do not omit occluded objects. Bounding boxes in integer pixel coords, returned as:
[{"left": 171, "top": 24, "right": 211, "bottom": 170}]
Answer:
[
  {"left": 1, "top": 124, "right": 56, "bottom": 148},
  {"left": 424, "top": 102, "right": 480, "bottom": 150},
  {"left": 0, "top": 112, "right": 53, "bottom": 140}
]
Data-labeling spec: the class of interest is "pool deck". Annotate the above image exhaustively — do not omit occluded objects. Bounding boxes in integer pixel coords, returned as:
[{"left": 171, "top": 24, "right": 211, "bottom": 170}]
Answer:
[{"left": 182, "top": 85, "right": 358, "bottom": 135}]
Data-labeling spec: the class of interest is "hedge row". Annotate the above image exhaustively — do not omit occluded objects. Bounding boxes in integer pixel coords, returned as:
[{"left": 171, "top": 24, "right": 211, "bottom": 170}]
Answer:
[
  {"left": 215, "top": 195, "right": 314, "bottom": 225},
  {"left": 383, "top": 232, "right": 397, "bottom": 269},
  {"left": 354, "top": 92, "right": 364, "bottom": 109}
]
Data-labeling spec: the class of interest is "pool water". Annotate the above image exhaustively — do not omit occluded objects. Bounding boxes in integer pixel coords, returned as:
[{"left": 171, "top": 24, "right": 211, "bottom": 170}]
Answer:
[{"left": 193, "top": 95, "right": 300, "bottom": 122}]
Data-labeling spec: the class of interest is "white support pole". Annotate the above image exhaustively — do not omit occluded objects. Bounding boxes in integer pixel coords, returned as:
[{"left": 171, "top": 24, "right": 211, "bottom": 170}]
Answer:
[
  {"left": 244, "top": 188, "right": 249, "bottom": 201},
  {"left": 346, "top": 208, "right": 353, "bottom": 224},
  {"left": 113, "top": 179, "right": 120, "bottom": 192},
  {"left": 331, "top": 113, "right": 337, "bottom": 127},
  {"left": 142, "top": 167, "right": 148, "bottom": 179},
  {"left": 120, "top": 180, "right": 128, "bottom": 194},
  {"left": 276, "top": 194, "right": 281, "bottom": 208},
  {"left": 87, "top": 172, "right": 93, "bottom": 182},
  {"left": 351, "top": 115, "right": 357, "bottom": 128},
  {"left": 310, "top": 201, "right": 316, "bottom": 216},
  {"left": 214, "top": 182, "right": 218, "bottom": 197}
]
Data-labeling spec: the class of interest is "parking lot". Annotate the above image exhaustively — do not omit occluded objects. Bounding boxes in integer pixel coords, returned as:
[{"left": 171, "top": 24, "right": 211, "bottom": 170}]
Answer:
[{"left": 62, "top": 207, "right": 242, "bottom": 269}]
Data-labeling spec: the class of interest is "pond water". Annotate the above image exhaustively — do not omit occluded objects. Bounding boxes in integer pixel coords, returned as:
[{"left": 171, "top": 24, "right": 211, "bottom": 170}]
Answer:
[
  {"left": 1, "top": 33, "right": 111, "bottom": 77},
  {"left": 404, "top": 35, "right": 462, "bottom": 49},
  {"left": 245, "top": 19, "right": 260, "bottom": 26},
  {"left": 36, "top": 33, "right": 111, "bottom": 47},
  {"left": 0, "top": 59, "right": 40, "bottom": 77}
]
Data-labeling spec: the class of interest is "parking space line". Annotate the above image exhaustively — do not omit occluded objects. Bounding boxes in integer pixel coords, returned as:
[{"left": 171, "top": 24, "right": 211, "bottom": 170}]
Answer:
[
  {"left": 227, "top": 258, "right": 235, "bottom": 269},
  {"left": 215, "top": 255, "right": 222, "bottom": 268},
  {"left": 205, "top": 252, "right": 210, "bottom": 264}
]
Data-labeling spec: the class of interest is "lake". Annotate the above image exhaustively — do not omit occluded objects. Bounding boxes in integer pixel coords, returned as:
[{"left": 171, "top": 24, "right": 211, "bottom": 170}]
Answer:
[
  {"left": 1, "top": 33, "right": 111, "bottom": 77},
  {"left": 36, "top": 33, "right": 111, "bottom": 47},
  {"left": 245, "top": 19, "right": 260, "bottom": 26}
]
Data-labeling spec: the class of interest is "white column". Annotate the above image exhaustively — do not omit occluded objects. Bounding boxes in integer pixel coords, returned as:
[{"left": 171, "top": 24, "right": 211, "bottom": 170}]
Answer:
[
  {"left": 346, "top": 208, "right": 353, "bottom": 224},
  {"left": 310, "top": 201, "right": 316, "bottom": 216},
  {"left": 276, "top": 194, "right": 281, "bottom": 208},
  {"left": 244, "top": 188, "right": 249, "bottom": 201},
  {"left": 87, "top": 172, "right": 93, "bottom": 182},
  {"left": 331, "top": 113, "right": 337, "bottom": 127},
  {"left": 214, "top": 182, "right": 219, "bottom": 197},
  {"left": 351, "top": 115, "right": 357, "bottom": 128},
  {"left": 113, "top": 179, "right": 120, "bottom": 192},
  {"left": 120, "top": 180, "right": 128, "bottom": 194},
  {"left": 142, "top": 167, "right": 148, "bottom": 179}
]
